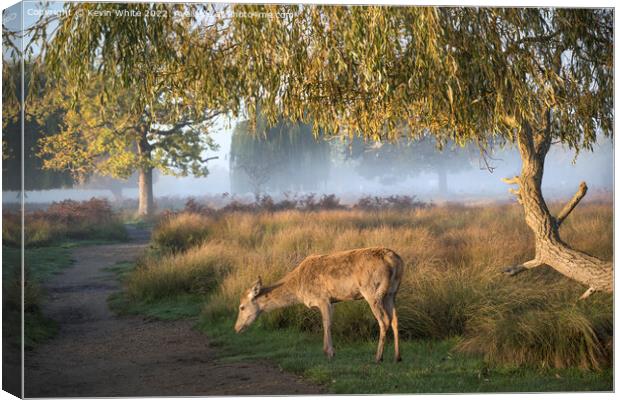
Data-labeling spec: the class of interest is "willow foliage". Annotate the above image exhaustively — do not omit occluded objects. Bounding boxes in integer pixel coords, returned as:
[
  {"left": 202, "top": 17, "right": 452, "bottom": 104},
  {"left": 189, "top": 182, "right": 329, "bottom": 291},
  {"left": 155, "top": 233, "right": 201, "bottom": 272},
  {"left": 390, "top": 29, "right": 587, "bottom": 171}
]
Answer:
[{"left": 21, "top": 5, "right": 614, "bottom": 157}]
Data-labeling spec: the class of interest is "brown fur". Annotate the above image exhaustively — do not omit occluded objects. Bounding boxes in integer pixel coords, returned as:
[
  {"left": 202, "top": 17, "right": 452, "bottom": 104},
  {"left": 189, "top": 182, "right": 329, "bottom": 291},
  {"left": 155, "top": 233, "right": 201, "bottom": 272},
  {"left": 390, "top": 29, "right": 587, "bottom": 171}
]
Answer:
[{"left": 235, "top": 247, "right": 405, "bottom": 362}]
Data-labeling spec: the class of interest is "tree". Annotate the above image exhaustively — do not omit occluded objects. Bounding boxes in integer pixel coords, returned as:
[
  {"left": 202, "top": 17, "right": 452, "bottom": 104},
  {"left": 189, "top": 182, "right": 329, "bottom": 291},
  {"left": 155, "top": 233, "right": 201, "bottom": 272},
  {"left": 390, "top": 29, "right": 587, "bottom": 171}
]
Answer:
[
  {"left": 230, "top": 116, "right": 331, "bottom": 197},
  {"left": 348, "top": 136, "right": 474, "bottom": 194},
  {"left": 30, "top": 5, "right": 613, "bottom": 294},
  {"left": 37, "top": 74, "right": 219, "bottom": 216},
  {"left": 24, "top": 3, "right": 230, "bottom": 216},
  {"left": 224, "top": 6, "right": 613, "bottom": 296},
  {"left": 2, "top": 62, "right": 74, "bottom": 193},
  {"left": 77, "top": 173, "right": 144, "bottom": 202}
]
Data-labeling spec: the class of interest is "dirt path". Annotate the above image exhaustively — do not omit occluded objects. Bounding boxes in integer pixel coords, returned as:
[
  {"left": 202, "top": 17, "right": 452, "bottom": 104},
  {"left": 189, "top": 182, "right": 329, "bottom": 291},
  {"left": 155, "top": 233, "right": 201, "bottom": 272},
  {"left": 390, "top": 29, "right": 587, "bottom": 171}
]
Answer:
[{"left": 25, "top": 230, "right": 323, "bottom": 397}]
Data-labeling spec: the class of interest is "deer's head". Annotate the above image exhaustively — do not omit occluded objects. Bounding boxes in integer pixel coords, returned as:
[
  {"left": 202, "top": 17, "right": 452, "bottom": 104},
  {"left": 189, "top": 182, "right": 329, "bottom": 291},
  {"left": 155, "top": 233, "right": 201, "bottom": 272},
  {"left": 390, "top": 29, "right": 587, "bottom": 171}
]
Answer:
[{"left": 234, "top": 277, "right": 262, "bottom": 333}]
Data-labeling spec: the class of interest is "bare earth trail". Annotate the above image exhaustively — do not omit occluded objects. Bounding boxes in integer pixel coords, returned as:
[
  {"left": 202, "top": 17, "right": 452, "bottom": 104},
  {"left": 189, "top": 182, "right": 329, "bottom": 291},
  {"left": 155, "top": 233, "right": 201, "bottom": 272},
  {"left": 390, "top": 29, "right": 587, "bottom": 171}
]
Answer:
[{"left": 25, "top": 228, "right": 323, "bottom": 397}]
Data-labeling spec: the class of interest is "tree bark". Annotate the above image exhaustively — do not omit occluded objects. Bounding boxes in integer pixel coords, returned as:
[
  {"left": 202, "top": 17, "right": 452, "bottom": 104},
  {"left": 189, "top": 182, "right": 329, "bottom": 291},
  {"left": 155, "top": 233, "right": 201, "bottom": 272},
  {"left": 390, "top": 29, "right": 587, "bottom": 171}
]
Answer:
[
  {"left": 137, "top": 132, "right": 154, "bottom": 217},
  {"left": 138, "top": 166, "right": 154, "bottom": 217},
  {"left": 503, "top": 124, "right": 612, "bottom": 298}
]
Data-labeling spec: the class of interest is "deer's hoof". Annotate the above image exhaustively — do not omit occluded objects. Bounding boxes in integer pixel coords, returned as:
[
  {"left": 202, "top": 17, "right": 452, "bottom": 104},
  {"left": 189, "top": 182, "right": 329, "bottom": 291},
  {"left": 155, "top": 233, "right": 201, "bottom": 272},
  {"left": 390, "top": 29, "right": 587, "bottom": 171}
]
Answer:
[
  {"left": 375, "top": 356, "right": 383, "bottom": 364},
  {"left": 395, "top": 356, "right": 402, "bottom": 363},
  {"left": 324, "top": 349, "right": 335, "bottom": 359}
]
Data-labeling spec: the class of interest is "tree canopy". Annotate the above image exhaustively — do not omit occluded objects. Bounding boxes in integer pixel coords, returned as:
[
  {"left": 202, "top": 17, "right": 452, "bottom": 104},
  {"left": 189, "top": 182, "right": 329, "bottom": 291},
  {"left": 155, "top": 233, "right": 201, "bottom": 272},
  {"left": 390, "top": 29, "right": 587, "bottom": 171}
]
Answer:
[{"left": 21, "top": 5, "right": 612, "bottom": 152}]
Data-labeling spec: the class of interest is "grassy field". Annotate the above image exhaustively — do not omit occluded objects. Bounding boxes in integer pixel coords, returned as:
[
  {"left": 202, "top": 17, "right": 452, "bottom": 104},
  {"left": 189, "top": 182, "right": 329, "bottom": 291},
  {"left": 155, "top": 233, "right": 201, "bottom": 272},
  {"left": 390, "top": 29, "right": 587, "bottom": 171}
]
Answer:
[{"left": 110, "top": 200, "right": 613, "bottom": 392}]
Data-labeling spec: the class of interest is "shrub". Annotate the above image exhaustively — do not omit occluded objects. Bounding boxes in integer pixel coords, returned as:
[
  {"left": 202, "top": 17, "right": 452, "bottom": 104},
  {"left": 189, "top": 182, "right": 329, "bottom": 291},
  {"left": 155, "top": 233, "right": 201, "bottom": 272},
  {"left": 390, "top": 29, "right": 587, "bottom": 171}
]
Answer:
[
  {"left": 2, "top": 198, "right": 127, "bottom": 247},
  {"left": 184, "top": 198, "right": 216, "bottom": 216},
  {"left": 457, "top": 288, "right": 613, "bottom": 370},
  {"left": 354, "top": 195, "right": 429, "bottom": 211}
]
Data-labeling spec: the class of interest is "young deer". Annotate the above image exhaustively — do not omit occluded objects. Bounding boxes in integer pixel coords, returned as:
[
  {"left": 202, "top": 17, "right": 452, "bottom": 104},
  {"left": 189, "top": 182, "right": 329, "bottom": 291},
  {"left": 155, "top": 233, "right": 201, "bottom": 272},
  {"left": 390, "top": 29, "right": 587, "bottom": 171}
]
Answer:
[{"left": 234, "top": 247, "right": 404, "bottom": 363}]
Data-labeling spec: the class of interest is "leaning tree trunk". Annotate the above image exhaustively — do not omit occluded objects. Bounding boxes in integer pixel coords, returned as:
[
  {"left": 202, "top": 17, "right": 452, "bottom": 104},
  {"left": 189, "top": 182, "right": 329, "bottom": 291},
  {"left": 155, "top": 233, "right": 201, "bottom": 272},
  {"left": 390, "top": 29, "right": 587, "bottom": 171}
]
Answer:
[
  {"left": 503, "top": 123, "right": 613, "bottom": 299},
  {"left": 137, "top": 133, "right": 154, "bottom": 217}
]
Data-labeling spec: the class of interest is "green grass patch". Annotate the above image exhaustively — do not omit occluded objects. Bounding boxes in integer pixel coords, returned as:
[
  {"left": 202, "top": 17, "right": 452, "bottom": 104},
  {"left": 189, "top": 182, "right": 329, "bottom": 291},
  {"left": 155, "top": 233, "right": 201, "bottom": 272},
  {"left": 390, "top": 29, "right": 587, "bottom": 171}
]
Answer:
[
  {"left": 58, "top": 238, "right": 127, "bottom": 248},
  {"left": 2, "top": 245, "right": 73, "bottom": 285},
  {"left": 3, "top": 244, "right": 73, "bottom": 348},
  {"left": 122, "top": 217, "right": 158, "bottom": 231},
  {"left": 108, "top": 292, "right": 204, "bottom": 320},
  {"left": 199, "top": 317, "right": 613, "bottom": 393},
  {"left": 105, "top": 261, "right": 205, "bottom": 320},
  {"left": 24, "top": 310, "right": 58, "bottom": 348}
]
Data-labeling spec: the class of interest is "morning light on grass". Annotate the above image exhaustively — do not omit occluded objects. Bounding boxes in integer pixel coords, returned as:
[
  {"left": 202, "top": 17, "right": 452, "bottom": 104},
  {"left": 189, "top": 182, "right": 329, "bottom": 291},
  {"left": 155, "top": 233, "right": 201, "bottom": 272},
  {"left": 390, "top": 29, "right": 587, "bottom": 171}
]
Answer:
[{"left": 1, "top": 1, "right": 615, "bottom": 398}]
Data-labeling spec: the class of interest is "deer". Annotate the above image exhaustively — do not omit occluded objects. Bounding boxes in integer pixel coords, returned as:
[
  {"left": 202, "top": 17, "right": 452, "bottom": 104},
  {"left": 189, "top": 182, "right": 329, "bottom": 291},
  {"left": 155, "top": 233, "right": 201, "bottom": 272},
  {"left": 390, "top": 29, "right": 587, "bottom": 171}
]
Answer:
[{"left": 234, "top": 247, "right": 404, "bottom": 363}]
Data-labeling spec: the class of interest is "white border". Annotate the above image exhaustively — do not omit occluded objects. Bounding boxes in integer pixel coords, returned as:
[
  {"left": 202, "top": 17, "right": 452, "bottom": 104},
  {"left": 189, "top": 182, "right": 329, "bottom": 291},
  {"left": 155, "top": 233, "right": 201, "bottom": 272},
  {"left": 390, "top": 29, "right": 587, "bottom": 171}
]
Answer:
[{"left": 0, "top": 1, "right": 616, "bottom": 400}]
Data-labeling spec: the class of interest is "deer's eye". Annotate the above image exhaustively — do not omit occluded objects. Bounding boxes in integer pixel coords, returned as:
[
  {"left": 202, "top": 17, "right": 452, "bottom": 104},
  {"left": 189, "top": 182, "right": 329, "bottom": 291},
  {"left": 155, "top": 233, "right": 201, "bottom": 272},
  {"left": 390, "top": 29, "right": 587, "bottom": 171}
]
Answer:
[{"left": 240, "top": 306, "right": 245, "bottom": 311}]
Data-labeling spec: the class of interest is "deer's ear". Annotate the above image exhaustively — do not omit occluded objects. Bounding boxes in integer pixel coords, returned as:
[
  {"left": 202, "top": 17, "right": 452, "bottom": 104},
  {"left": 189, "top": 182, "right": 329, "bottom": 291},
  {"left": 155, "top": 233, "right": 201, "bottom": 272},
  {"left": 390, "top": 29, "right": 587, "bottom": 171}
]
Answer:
[{"left": 250, "top": 276, "right": 262, "bottom": 298}]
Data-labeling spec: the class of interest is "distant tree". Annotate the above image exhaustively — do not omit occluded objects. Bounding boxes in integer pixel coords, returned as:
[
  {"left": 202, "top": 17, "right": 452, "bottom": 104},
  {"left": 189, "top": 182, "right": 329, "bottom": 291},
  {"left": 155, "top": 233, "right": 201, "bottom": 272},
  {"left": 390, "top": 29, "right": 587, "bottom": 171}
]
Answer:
[
  {"left": 348, "top": 136, "right": 475, "bottom": 194},
  {"left": 2, "top": 62, "right": 74, "bottom": 193},
  {"left": 2, "top": 114, "right": 74, "bottom": 193},
  {"left": 230, "top": 116, "right": 331, "bottom": 196},
  {"left": 76, "top": 172, "right": 150, "bottom": 202},
  {"left": 36, "top": 75, "right": 220, "bottom": 216}
]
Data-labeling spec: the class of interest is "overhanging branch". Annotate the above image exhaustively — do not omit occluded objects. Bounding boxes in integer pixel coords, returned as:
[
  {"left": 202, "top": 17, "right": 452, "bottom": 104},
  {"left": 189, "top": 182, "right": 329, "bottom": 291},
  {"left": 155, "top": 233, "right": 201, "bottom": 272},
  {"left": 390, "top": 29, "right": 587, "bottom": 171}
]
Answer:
[{"left": 555, "top": 182, "right": 588, "bottom": 227}]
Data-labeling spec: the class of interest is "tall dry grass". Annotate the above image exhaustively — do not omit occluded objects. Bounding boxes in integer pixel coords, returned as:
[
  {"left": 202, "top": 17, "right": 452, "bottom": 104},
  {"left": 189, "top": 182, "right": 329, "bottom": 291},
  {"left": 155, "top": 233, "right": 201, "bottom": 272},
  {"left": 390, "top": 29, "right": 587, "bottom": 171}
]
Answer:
[
  {"left": 128, "top": 201, "right": 613, "bottom": 369},
  {"left": 3, "top": 198, "right": 127, "bottom": 247},
  {"left": 151, "top": 213, "right": 212, "bottom": 254}
]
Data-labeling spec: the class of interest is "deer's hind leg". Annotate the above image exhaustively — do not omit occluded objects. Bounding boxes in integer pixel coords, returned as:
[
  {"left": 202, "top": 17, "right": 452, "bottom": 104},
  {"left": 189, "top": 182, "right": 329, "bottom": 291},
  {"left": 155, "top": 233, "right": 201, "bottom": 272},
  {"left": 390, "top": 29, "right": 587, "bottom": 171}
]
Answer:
[
  {"left": 383, "top": 294, "right": 401, "bottom": 362},
  {"left": 363, "top": 288, "right": 391, "bottom": 363}
]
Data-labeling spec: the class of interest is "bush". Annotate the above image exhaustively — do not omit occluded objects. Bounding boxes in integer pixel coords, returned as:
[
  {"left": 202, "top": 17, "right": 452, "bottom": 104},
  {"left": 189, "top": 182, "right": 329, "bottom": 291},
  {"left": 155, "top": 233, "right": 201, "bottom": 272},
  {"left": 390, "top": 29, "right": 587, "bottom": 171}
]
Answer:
[
  {"left": 457, "top": 288, "right": 613, "bottom": 369},
  {"left": 2, "top": 198, "right": 127, "bottom": 247},
  {"left": 354, "top": 195, "right": 429, "bottom": 211}
]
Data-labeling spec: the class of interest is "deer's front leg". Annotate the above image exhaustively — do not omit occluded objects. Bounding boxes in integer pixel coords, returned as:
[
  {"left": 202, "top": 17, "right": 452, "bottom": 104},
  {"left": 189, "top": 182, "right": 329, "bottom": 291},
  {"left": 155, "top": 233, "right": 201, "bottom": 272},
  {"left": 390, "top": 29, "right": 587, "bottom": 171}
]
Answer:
[{"left": 318, "top": 302, "right": 334, "bottom": 359}]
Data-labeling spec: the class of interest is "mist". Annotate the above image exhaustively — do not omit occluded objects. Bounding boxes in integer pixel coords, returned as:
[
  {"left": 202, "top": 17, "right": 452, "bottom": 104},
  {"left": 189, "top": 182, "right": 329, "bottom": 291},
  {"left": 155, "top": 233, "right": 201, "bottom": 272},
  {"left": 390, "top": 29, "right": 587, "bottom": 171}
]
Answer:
[{"left": 6, "top": 125, "right": 613, "bottom": 207}]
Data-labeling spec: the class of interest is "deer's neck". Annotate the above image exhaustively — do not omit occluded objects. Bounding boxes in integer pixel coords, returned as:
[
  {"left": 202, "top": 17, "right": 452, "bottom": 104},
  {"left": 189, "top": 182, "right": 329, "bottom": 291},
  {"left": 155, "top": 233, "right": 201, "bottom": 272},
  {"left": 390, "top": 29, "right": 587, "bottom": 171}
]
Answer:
[{"left": 256, "top": 281, "right": 299, "bottom": 312}]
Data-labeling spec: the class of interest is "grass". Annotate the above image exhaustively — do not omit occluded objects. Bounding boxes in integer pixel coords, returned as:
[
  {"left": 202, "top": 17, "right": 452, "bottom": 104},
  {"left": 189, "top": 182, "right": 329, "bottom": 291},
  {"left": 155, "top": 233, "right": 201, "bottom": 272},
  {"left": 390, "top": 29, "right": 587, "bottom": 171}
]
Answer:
[
  {"left": 106, "top": 261, "right": 205, "bottom": 320},
  {"left": 107, "top": 201, "right": 613, "bottom": 392},
  {"left": 3, "top": 198, "right": 128, "bottom": 247},
  {"left": 151, "top": 213, "right": 212, "bottom": 254},
  {"left": 2, "top": 245, "right": 73, "bottom": 348},
  {"left": 129, "top": 203, "right": 613, "bottom": 369},
  {"left": 200, "top": 317, "right": 612, "bottom": 393}
]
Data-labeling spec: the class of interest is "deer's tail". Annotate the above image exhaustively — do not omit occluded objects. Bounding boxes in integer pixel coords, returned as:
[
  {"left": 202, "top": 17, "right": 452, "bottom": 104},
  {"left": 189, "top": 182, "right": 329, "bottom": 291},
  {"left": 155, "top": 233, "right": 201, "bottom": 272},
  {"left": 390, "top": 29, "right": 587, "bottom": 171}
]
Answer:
[{"left": 383, "top": 249, "right": 404, "bottom": 294}]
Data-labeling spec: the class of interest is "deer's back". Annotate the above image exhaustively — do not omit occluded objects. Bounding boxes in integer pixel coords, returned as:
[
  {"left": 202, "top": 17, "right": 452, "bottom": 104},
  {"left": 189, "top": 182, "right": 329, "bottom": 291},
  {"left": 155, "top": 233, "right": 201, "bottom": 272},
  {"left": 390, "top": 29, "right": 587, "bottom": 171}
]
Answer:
[{"left": 290, "top": 247, "right": 404, "bottom": 305}]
